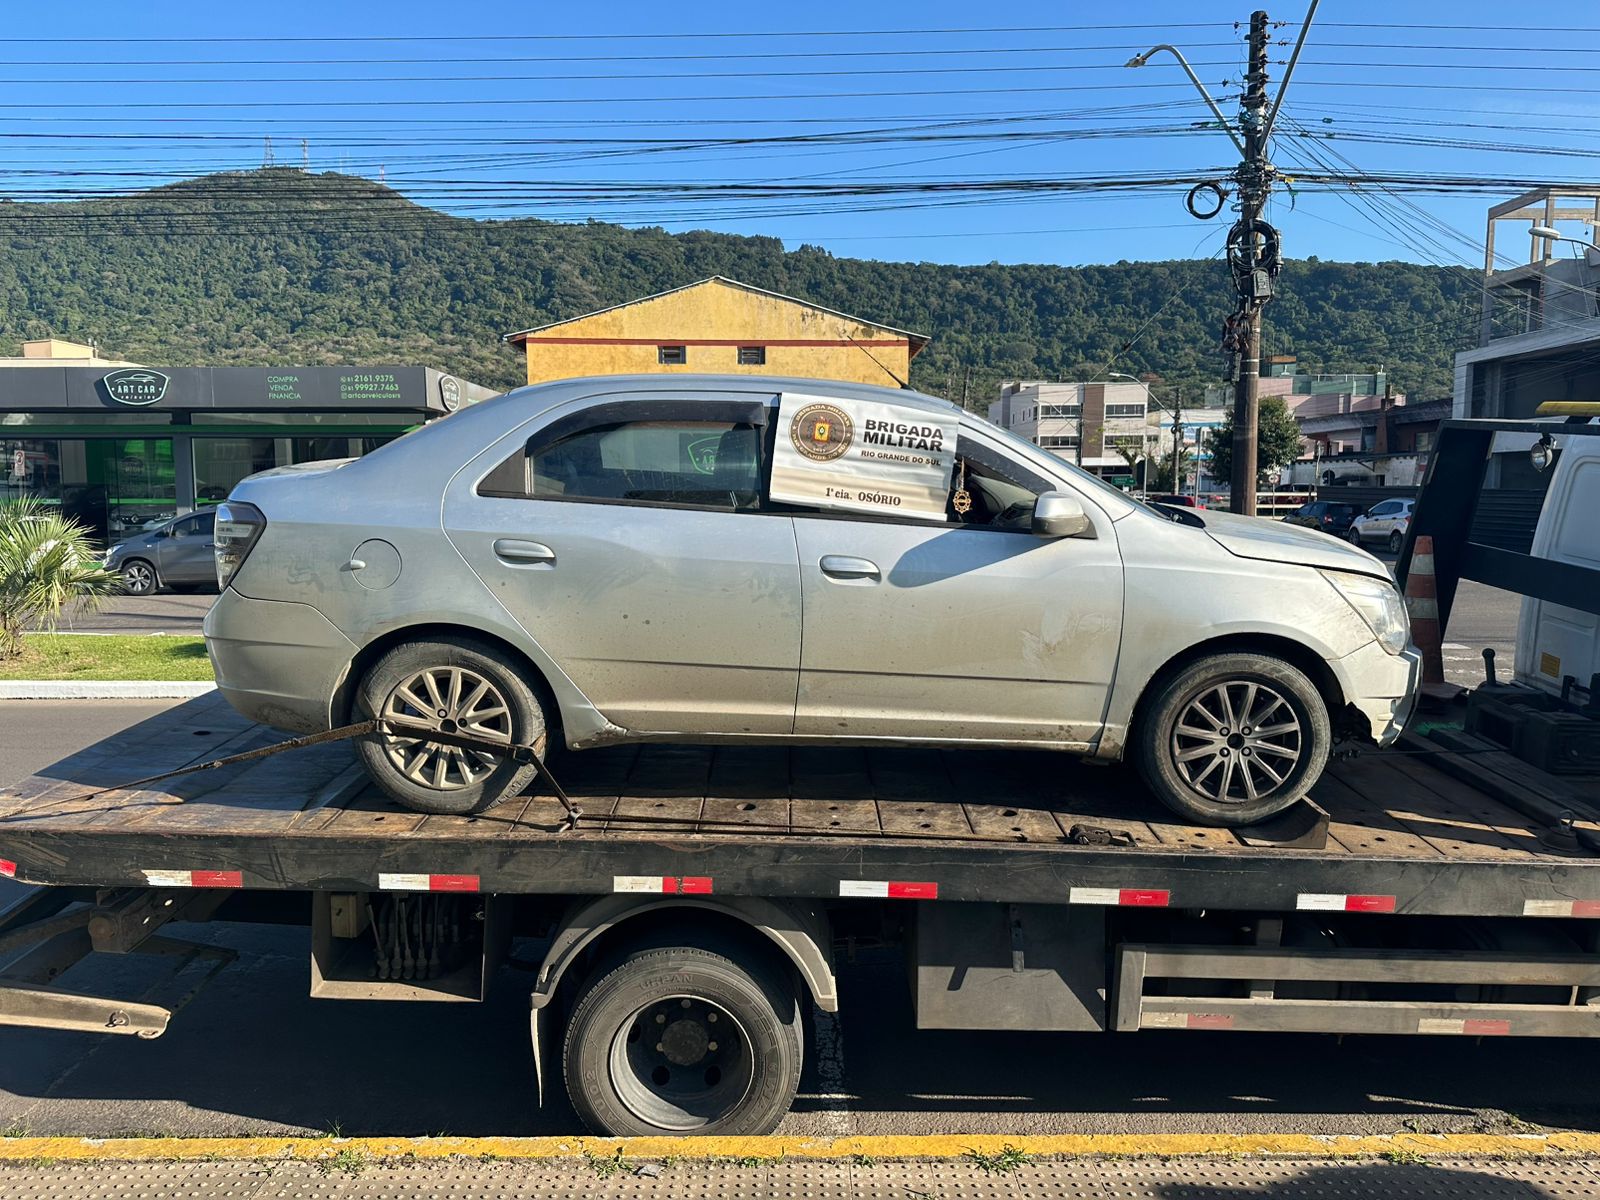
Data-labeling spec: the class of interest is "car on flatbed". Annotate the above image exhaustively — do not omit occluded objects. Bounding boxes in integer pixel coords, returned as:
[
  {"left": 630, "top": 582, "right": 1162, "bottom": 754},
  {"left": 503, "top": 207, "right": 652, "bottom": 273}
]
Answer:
[{"left": 203, "top": 375, "right": 1420, "bottom": 828}]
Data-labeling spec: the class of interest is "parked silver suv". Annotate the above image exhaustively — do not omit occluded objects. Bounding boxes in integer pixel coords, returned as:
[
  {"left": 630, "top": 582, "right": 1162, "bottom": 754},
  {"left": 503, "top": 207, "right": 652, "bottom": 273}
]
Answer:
[{"left": 204, "top": 376, "right": 1419, "bottom": 827}]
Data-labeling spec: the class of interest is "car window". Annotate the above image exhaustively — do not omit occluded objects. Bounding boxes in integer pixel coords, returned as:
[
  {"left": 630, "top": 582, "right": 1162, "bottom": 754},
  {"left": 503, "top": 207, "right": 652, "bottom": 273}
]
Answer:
[
  {"left": 1331, "top": 504, "right": 1359, "bottom": 518},
  {"left": 1370, "top": 501, "right": 1399, "bottom": 515},
  {"left": 948, "top": 437, "right": 1046, "bottom": 531},
  {"left": 170, "top": 513, "right": 210, "bottom": 538},
  {"left": 528, "top": 419, "right": 761, "bottom": 510}
]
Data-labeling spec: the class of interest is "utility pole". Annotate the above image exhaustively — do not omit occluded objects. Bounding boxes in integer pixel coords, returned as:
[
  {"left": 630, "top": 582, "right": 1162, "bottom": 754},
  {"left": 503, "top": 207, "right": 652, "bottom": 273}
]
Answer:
[
  {"left": 1127, "top": 2, "right": 1319, "bottom": 516},
  {"left": 960, "top": 365, "right": 972, "bottom": 411},
  {"left": 1228, "top": 11, "right": 1273, "bottom": 516},
  {"left": 1171, "top": 389, "right": 1184, "bottom": 495}
]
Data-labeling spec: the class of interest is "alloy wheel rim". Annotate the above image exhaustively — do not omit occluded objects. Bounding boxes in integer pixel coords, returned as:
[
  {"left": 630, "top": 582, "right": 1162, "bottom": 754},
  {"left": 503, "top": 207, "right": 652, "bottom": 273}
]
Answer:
[
  {"left": 1171, "top": 680, "right": 1303, "bottom": 805},
  {"left": 609, "top": 994, "right": 754, "bottom": 1131},
  {"left": 380, "top": 666, "right": 512, "bottom": 790},
  {"left": 124, "top": 563, "right": 153, "bottom": 591}
]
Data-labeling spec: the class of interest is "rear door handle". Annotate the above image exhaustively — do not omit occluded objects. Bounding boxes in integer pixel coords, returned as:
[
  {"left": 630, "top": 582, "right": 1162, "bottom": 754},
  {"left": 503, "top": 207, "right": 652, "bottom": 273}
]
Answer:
[
  {"left": 493, "top": 538, "right": 556, "bottom": 566},
  {"left": 819, "top": 554, "right": 880, "bottom": 581}
]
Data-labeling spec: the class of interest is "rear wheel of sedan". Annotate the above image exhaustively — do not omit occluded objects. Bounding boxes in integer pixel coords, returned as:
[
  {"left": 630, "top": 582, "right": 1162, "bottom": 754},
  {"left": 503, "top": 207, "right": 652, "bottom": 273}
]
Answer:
[
  {"left": 354, "top": 635, "right": 546, "bottom": 815},
  {"left": 120, "top": 559, "right": 157, "bottom": 596},
  {"left": 1135, "top": 652, "right": 1331, "bottom": 827},
  {"left": 1388, "top": 529, "right": 1404, "bottom": 553}
]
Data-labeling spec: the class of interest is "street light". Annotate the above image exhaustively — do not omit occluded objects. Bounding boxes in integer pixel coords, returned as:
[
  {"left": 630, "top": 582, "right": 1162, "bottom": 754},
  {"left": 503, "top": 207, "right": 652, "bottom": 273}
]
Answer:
[
  {"left": 1123, "top": 47, "right": 1246, "bottom": 158},
  {"left": 1530, "top": 225, "right": 1598, "bottom": 256}
]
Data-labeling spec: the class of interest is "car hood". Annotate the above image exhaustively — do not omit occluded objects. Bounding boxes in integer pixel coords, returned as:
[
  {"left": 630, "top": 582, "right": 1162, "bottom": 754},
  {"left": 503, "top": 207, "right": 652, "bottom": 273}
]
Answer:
[
  {"left": 1199, "top": 507, "right": 1389, "bottom": 577},
  {"left": 105, "top": 533, "right": 156, "bottom": 558}
]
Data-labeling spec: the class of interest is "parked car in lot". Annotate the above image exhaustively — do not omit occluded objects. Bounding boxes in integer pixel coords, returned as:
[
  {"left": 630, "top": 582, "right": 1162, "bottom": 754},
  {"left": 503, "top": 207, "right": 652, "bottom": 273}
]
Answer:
[
  {"left": 1347, "top": 498, "right": 1415, "bottom": 553},
  {"left": 1149, "top": 493, "right": 1203, "bottom": 509},
  {"left": 104, "top": 508, "right": 218, "bottom": 596},
  {"left": 1283, "top": 500, "right": 1361, "bottom": 538},
  {"left": 205, "top": 375, "right": 1419, "bottom": 828}
]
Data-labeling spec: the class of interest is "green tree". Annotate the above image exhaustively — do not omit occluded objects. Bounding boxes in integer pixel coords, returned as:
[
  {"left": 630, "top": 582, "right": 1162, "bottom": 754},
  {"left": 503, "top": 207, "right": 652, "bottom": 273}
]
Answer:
[
  {"left": 0, "top": 498, "right": 121, "bottom": 659},
  {"left": 1206, "top": 396, "right": 1305, "bottom": 490}
]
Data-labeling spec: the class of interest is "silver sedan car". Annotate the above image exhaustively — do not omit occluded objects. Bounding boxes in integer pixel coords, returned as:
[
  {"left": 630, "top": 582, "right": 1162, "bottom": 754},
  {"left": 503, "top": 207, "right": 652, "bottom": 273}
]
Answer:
[{"left": 204, "top": 375, "right": 1420, "bottom": 827}]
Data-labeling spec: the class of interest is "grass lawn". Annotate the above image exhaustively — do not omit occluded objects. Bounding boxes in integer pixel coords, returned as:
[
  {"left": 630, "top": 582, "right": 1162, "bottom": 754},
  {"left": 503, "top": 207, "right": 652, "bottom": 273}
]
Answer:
[{"left": 0, "top": 635, "right": 213, "bottom": 681}]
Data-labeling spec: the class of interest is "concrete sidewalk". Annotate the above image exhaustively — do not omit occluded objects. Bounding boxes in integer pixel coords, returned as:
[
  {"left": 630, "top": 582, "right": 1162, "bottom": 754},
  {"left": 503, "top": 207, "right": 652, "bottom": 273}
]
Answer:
[{"left": 0, "top": 1153, "right": 1595, "bottom": 1199}]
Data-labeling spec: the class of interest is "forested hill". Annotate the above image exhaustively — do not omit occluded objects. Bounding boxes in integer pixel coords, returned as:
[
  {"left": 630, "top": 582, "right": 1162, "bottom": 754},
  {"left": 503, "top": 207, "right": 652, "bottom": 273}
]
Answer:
[{"left": 0, "top": 170, "right": 1477, "bottom": 402}]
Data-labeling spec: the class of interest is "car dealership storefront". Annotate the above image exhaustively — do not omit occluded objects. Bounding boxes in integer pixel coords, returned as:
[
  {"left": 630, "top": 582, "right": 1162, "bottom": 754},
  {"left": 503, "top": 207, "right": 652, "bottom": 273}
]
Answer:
[{"left": 1, "top": 365, "right": 496, "bottom": 541}]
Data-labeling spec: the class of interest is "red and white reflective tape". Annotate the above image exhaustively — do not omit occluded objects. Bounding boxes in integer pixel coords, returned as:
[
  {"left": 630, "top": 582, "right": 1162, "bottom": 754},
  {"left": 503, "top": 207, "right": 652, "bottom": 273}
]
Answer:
[
  {"left": 1418, "top": 1017, "right": 1511, "bottom": 1036},
  {"left": 1069, "top": 886, "right": 1170, "bottom": 907},
  {"left": 0, "top": 860, "right": 15, "bottom": 879},
  {"left": 839, "top": 880, "right": 938, "bottom": 900},
  {"left": 613, "top": 875, "right": 713, "bottom": 895},
  {"left": 1145, "top": 1011, "right": 1235, "bottom": 1030},
  {"left": 1523, "top": 899, "right": 1600, "bottom": 918},
  {"left": 1296, "top": 892, "right": 1396, "bottom": 913},
  {"left": 377, "top": 873, "right": 480, "bottom": 893},
  {"left": 142, "top": 869, "right": 243, "bottom": 888}
]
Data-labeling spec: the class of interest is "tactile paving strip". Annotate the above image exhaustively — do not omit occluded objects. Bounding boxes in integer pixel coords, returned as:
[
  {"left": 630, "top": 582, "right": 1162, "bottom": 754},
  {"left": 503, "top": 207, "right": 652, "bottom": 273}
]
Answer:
[{"left": 3, "top": 1157, "right": 1600, "bottom": 1199}]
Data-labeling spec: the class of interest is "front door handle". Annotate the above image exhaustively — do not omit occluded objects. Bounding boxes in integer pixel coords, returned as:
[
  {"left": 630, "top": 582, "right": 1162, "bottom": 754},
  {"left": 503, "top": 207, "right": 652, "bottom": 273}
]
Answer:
[
  {"left": 819, "top": 554, "right": 880, "bottom": 581},
  {"left": 493, "top": 538, "right": 556, "bottom": 566}
]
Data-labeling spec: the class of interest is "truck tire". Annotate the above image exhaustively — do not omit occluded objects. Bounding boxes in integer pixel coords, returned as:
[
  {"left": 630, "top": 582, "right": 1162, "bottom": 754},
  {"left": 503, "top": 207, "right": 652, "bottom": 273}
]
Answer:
[
  {"left": 1135, "top": 651, "right": 1331, "bottom": 827},
  {"left": 353, "top": 635, "right": 544, "bottom": 815},
  {"left": 563, "top": 939, "right": 803, "bottom": 1136}
]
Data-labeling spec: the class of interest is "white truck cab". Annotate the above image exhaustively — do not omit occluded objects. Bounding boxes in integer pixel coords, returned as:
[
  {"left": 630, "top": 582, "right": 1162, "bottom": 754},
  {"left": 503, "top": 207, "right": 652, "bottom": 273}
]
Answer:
[{"left": 1515, "top": 415, "right": 1600, "bottom": 697}]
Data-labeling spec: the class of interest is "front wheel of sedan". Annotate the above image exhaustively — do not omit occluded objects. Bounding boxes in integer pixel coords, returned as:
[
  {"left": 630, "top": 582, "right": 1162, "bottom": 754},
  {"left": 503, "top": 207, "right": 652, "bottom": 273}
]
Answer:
[
  {"left": 1135, "top": 652, "right": 1331, "bottom": 827},
  {"left": 1346, "top": 527, "right": 1364, "bottom": 546},
  {"left": 120, "top": 559, "right": 157, "bottom": 596},
  {"left": 354, "top": 635, "right": 546, "bottom": 815}
]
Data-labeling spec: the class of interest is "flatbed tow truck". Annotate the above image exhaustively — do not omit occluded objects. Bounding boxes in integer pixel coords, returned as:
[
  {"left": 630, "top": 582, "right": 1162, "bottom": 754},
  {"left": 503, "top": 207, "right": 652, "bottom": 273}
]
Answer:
[{"left": 2, "top": 415, "right": 1600, "bottom": 1136}]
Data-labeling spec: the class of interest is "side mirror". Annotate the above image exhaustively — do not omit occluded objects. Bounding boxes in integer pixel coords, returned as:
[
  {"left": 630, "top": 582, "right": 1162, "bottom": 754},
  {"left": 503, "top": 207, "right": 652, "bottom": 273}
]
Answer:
[{"left": 1031, "top": 491, "right": 1095, "bottom": 539}]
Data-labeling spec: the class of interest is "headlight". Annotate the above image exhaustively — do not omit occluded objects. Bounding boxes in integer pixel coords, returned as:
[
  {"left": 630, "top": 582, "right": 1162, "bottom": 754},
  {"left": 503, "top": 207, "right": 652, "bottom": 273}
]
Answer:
[
  {"left": 1321, "top": 569, "right": 1409, "bottom": 656},
  {"left": 213, "top": 501, "right": 267, "bottom": 589}
]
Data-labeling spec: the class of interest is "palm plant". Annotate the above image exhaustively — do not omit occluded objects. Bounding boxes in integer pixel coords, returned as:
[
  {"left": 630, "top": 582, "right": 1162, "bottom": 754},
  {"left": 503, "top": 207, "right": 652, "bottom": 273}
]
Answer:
[{"left": 0, "top": 497, "right": 122, "bottom": 659}]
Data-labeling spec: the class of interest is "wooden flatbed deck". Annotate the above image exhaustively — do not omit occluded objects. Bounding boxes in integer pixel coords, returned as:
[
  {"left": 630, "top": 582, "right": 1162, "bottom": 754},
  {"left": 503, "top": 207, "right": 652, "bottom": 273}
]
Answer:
[{"left": 3, "top": 694, "right": 1599, "bottom": 919}]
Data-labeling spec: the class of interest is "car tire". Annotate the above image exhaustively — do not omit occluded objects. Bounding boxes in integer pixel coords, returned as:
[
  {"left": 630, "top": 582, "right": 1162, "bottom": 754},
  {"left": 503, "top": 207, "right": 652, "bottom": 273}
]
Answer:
[
  {"left": 1388, "top": 529, "right": 1404, "bottom": 553},
  {"left": 120, "top": 559, "right": 157, "bottom": 596},
  {"left": 1135, "top": 651, "right": 1331, "bottom": 827},
  {"left": 353, "top": 634, "right": 545, "bottom": 815},
  {"left": 563, "top": 937, "right": 803, "bottom": 1137},
  {"left": 1346, "top": 527, "right": 1364, "bottom": 545}
]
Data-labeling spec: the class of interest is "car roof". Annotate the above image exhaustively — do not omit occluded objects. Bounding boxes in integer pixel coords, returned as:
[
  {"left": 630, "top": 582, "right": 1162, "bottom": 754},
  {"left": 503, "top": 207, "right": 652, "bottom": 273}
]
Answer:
[{"left": 489, "top": 373, "right": 964, "bottom": 419}]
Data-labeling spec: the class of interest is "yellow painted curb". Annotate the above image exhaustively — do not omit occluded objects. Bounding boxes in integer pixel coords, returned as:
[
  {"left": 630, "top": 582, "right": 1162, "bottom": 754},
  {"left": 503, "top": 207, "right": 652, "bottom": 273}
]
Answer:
[{"left": 0, "top": 1132, "right": 1594, "bottom": 1163}]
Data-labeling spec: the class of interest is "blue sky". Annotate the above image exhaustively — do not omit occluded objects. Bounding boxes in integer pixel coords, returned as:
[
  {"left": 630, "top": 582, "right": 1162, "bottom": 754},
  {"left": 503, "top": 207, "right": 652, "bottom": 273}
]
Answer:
[{"left": 4, "top": 0, "right": 1598, "bottom": 269}]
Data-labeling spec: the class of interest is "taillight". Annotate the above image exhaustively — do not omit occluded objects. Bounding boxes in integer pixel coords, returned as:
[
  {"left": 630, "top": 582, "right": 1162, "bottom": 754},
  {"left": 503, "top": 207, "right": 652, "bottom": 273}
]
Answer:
[{"left": 214, "top": 501, "right": 266, "bottom": 589}]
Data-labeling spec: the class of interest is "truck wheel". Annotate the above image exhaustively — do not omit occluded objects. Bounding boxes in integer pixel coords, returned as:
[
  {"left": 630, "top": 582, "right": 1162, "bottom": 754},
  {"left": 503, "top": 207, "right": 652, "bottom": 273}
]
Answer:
[
  {"left": 563, "top": 940, "right": 803, "bottom": 1136},
  {"left": 353, "top": 635, "right": 544, "bottom": 815},
  {"left": 120, "top": 559, "right": 157, "bottom": 596},
  {"left": 1135, "top": 652, "right": 1331, "bottom": 826}
]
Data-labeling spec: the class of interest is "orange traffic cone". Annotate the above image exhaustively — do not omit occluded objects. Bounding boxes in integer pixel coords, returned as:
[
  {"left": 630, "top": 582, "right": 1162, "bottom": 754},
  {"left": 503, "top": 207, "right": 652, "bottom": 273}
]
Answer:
[{"left": 1403, "top": 536, "right": 1460, "bottom": 703}]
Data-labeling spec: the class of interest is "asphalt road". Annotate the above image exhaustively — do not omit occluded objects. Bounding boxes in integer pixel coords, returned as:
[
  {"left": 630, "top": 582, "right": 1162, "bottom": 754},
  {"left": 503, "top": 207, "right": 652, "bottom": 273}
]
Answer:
[
  {"left": 50, "top": 593, "right": 214, "bottom": 636},
  {"left": 2, "top": 688, "right": 1597, "bottom": 1141}
]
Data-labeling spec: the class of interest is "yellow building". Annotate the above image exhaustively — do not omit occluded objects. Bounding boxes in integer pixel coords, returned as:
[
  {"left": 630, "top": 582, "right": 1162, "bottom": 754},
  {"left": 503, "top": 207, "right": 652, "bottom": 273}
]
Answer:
[{"left": 504, "top": 276, "right": 928, "bottom": 388}]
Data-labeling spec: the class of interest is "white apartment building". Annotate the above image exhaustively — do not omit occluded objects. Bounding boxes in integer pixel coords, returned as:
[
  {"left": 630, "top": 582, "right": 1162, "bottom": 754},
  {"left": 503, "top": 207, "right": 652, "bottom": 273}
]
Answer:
[{"left": 987, "top": 380, "right": 1152, "bottom": 477}]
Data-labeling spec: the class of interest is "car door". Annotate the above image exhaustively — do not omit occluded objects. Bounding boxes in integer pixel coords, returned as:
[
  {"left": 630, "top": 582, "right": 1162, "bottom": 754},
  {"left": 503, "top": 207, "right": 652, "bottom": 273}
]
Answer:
[
  {"left": 1372, "top": 500, "right": 1402, "bottom": 539},
  {"left": 155, "top": 511, "right": 215, "bottom": 583},
  {"left": 442, "top": 392, "right": 801, "bottom": 736},
  {"left": 790, "top": 425, "right": 1124, "bottom": 748}
]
